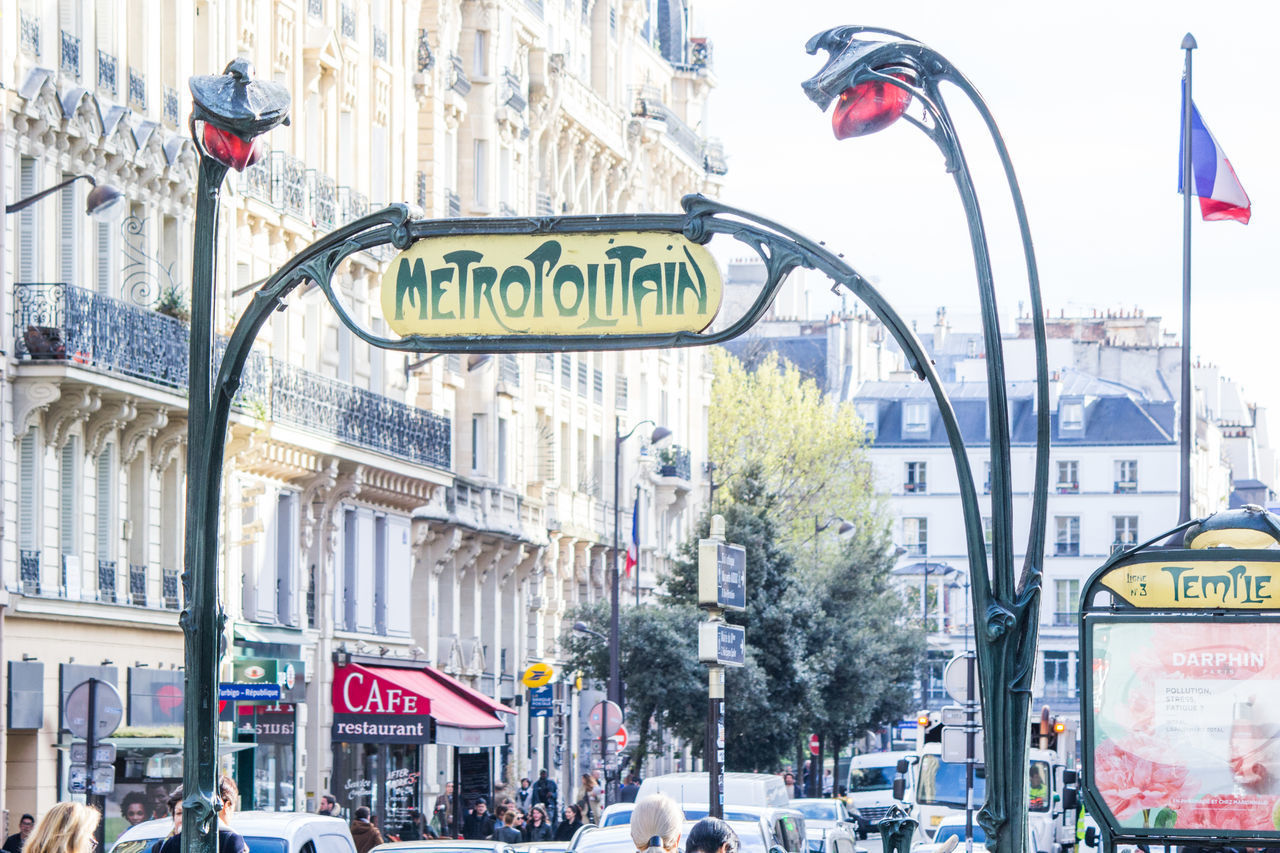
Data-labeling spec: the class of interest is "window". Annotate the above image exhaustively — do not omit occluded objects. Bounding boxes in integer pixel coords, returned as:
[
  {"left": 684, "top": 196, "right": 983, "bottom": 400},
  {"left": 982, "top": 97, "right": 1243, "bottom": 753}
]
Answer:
[
  {"left": 60, "top": 176, "right": 78, "bottom": 284},
  {"left": 1114, "top": 515, "right": 1139, "bottom": 549},
  {"left": 95, "top": 219, "right": 115, "bottom": 296},
  {"left": 905, "top": 462, "right": 927, "bottom": 494},
  {"left": 342, "top": 508, "right": 358, "bottom": 631},
  {"left": 983, "top": 516, "right": 993, "bottom": 555},
  {"left": 473, "top": 139, "right": 488, "bottom": 204},
  {"left": 497, "top": 417, "right": 509, "bottom": 486},
  {"left": 1043, "top": 651, "right": 1072, "bottom": 698},
  {"left": 18, "top": 157, "right": 40, "bottom": 281},
  {"left": 923, "top": 650, "right": 949, "bottom": 703},
  {"left": 97, "top": 444, "right": 117, "bottom": 602},
  {"left": 1054, "top": 516, "right": 1080, "bottom": 557},
  {"left": 903, "top": 517, "right": 927, "bottom": 556},
  {"left": 277, "top": 493, "right": 297, "bottom": 626},
  {"left": 471, "top": 414, "right": 487, "bottom": 474},
  {"left": 59, "top": 438, "right": 79, "bottom": 596},
  {"left": 374, "top": 514, "right": 388, "bottom": 635},
  {"left": 18, "top": 429, "right": 38, "bottom": 553},
  {"left": 1115, "top": 460, "right": 1138, "bottom": 492},
  {"left": 856, "top": 402, "right": 877, "bottom": 439},
  {"left": 473, "top": 30, "right": 488, "bottom": 77},
  {"left": 903, "top": 401, "right": 929, "bottom": 435},
  {"left": 983, "top": 460, "right": 991, "bottom": 494},
  {"left": 1059, "top": 400, "right": 1084, "bottom": 432},
  {"left": 1056, "top": 460, "right": 1078, "bottom": 493},
  {"left": 1054, "top": 578, "right": 1079, "bottom": 626}
]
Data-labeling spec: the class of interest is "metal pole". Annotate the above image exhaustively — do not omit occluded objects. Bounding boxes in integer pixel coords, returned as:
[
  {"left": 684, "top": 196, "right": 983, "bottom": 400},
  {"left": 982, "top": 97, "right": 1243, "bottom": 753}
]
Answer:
[
  {"left": 964, "top": 654, "right": 975, "bottom": 853},
  {"left": 88, "top": 678, "right": 105, "bottom": 852},
  {"left": 1179, "top": 33, "right": 1197, "bottom": 524},
  {"left": 707, "top": 665, "right": 724, "bottom": 819},
  {"left": 608, "top": 416, "right": 622, "bottom": 807},
  {"left": 634, "top": 483, "right": 642, "bottom": 608},
  {"left": 181, "top": 154, "right": 229, "bottom": 853}
]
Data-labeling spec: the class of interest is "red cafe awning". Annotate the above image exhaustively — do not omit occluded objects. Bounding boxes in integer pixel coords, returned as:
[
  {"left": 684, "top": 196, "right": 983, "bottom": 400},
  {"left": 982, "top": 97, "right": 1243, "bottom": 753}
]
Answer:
[{"left": 333, "top": 663, "right": 515, "bottom": 747}]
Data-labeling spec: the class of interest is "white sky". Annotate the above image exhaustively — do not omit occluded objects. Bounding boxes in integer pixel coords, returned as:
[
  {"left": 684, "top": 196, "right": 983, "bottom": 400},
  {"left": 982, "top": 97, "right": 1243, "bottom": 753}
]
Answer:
[{"left": 693, "top": 0, "right": 1280, "bottom": 415}]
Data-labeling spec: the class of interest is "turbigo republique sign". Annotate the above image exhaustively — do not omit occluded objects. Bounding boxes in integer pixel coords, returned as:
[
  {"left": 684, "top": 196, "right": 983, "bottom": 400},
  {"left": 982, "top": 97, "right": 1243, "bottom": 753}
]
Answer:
[{"left": 380, "top": 232, "right": 724, "bottom": 337}]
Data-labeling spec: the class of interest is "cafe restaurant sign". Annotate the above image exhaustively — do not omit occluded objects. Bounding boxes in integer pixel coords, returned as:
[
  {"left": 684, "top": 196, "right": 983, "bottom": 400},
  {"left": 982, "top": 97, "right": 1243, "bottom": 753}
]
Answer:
[
  {"left": 332, "top": 665, "right": 431, "bottom": 745},
  {"left": 380, "top": 232, "right": 723, "bottom": 338}
]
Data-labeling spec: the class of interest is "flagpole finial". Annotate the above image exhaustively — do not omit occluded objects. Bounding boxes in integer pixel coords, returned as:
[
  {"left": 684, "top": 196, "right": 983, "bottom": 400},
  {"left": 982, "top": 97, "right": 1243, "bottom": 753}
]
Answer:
[{"left": 1182, "top": 33, "right": 1198, "bottom": 50}]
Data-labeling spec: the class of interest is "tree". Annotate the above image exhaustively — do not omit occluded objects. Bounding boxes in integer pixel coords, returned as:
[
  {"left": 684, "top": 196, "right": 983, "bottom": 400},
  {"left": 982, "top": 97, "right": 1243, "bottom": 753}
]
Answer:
[{"left": 561, "top": 601, "right": 705, "bottom": 771}]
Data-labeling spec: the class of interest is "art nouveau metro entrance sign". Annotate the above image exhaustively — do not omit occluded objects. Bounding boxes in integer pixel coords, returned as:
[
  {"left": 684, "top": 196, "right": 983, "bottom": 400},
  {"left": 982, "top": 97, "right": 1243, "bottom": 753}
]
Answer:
[
  {"left": 381, "top": 232, "right": 723, "bottom": 337},
  {"left": 1080, "top": 548, "right": 1280, "bottom": 849}
]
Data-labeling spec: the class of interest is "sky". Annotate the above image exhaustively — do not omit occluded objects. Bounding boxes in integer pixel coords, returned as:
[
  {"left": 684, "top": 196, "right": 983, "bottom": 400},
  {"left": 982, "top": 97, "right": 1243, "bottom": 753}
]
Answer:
[{"left": 692, "top": 0, "right": 1280, "bottom": 416}]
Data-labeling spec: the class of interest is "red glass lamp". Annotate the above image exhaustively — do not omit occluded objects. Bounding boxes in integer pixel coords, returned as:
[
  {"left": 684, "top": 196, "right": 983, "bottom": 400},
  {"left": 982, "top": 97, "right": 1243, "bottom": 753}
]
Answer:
[{"left": 832, "top": 69, "right": 914, "bottom": 139}]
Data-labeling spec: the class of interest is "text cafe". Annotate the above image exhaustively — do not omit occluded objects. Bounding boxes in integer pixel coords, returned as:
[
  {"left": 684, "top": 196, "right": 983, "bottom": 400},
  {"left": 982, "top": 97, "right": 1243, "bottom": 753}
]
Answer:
[{"left": 331, "top": 660, "right": 515, "bottom": 825}]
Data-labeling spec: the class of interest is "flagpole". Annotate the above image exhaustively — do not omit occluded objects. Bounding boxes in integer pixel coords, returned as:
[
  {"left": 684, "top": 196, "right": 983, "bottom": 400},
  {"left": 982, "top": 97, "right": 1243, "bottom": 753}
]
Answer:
[
  {"left": 634, "top": 484, "right": 642, "bottom": 608},
  {"left": 1179, "top": 32, "right": 1197, "bottom": 524}
]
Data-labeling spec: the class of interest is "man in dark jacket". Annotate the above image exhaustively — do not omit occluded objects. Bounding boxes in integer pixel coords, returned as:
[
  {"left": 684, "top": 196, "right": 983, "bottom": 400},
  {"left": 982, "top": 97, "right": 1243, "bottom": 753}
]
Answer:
[
  {"left": 493, "top": 811, "right": 522, "bottom": 845},
  {"left": 350, "top": 807, "right": 384, "bottom": 853},
  {"left": 463, "top": 798, "right": 495, "bottom": 840},
  {"left": 2, "top": 815, "right": 33, "bottom": 853},
  {"left": 531, "top": 771, "right": 558, "bottom": 827}
]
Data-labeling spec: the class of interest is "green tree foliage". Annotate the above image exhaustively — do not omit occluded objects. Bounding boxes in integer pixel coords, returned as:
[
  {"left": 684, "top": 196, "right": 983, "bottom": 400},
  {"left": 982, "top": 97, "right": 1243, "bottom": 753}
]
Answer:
[{"left": 561, "top": 601, "right": 705, "bottom": 771}]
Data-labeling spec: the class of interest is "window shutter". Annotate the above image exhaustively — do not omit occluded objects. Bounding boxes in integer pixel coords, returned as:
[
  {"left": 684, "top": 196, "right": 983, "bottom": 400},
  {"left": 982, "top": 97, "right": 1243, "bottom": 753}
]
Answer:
[
  {"left": 276, "top": 493, "right": 296, "bottom": 626},
  {"left": 374, "top": 514, "right": 388, "bottom": 635},
  {"left": 18, "top": 431, "right": 38, "bottom": 550},
  {"left": 60, "top": 438, "right": 78, "bottom": 554},
  {"left": 386, "top": 515, "right": 411, "bottom": 637},
  {"left": 60, "top": 180, "right": 77, "bottom": 284},
  {"left": 96, "top": 220, "right": 113, "bottom": 296},
  {"left": 96, "top": 0, "right": 115, "bottom": 53},
  {"left": 258, "top": 495, "right": 280, "bottom": 623},
  {"left": 341, "top": 508, "right": 357, "bottom": 631},
  {"left": 356, "top": 509, "right": 376, "bottom": 632},
  {"left": 369, "top": 319, "right": 384, "bottom": 394},
  {"left": 241, "top": 498, "right": 258, "bottom": 621},
  {"left": 96, "top": 445, "right": 113, "bottom": 563},
  {"left": 18, "top": 158, "right": 38, "bottom": 281},
  {"left": 337, "top": 324, "right": 352, "bottom": 384}
]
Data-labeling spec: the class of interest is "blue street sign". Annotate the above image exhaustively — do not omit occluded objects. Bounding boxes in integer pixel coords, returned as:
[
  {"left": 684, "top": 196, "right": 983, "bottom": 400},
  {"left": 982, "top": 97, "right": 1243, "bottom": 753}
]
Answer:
[
  {"left": 529, "top": 685, "right": 554, "bottom": 717},
  {"left": 219, "top": 682, "right": 281, "bottom": 702}
]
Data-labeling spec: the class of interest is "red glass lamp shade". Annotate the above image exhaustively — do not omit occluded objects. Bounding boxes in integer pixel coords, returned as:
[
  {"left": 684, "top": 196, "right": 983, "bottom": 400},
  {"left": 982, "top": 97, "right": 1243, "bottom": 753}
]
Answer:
[
  {"left": 201, "top": 122, "right": 265, "bottom": 171},
  {"left": 832, "top": 70, "right": 913, "bottom": 139}
]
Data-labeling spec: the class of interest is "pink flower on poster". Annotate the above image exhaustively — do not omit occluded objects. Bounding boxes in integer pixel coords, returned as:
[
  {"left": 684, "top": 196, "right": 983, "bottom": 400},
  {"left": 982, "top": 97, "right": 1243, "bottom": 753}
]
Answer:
[
  {"left": 1094, "top": 736, "right": 1198, "bottom": 820},
  {"left": 1175, "top": 794, "right": 1278, "bottom": 831}
]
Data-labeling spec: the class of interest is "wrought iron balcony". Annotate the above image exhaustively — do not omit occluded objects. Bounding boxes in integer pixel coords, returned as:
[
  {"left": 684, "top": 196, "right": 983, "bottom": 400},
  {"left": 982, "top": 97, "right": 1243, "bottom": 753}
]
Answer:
[
  {"left": 163, "top": 86, "right": 180, "bottom": 126},
  {"left": 21, "top": 13, "right": 40, "bottom": 57},
  {"left": 341, "top": 3, "right": 357, "bottom": 40},
  {"left": 14, "top": 283, "right": 453, "bottom": 471},
  {"left": 1056, "top": 481, "right": 1079, "bottom": 494},
  {"left": 903, "top": 481, "right": 927, "bottom": 494},
  {"left": 657, "top": 445, "right": 692, "bottom": 480},
  {"left": 703, "top": 140, "right": 728, "bottom": 176},
  {"left": 313, "top": 172, "right": 338, "bottom": 230},
  {"left": 631, "top": 87, "right": 703, "bottom": 164},
  {"left": 1114, "top": 480, "right": 1138, "bottom": 494},
  {"left": 341, "top": 187, "right": 369, "bottom": 223},
  {"left": 448, "top": 54, "right": 471, "bottom": 96},
  {"left": 500, "top": 353, "right": 520, "bottom": 387},
  {"left": 308, "top": 0, "right": 323, "bottom": 18},
  {"left": 98, "top": 559, "right": 118, "bottom": 603},
  {"left": 502, "top": 68, "right": 527, "bottom": 112},
  {"left": 373, "top": 26, "right": 388, "bottom": 61},
  {"left": 129, "top": 564, "right": 147, "bottom": 606},
  {"left": 903, "top": 542, "right": 927, "bottom": 557},
  {"left": 271, "top": 151, "right": 308, "bottom": 219},
  {"left": 20, "top": 550, "right": 40, "bottom": 595},
  {"left": 61, "top": 30, "right": 81, "bottom": 78},
  {"left": 128, "top": 67, "right": 146, "bottom": 110},
  {"left": 445, "top": 189, "right": 461, "bottom": 218},
  {"left": 163, "top": 568, "right": 181, "bottom": 610},
  {"left": 417, "top": 29, "right": 434, "bottom": 72},
  {"left": 98, "top": 50, "right": 118, "bottom": 95}
]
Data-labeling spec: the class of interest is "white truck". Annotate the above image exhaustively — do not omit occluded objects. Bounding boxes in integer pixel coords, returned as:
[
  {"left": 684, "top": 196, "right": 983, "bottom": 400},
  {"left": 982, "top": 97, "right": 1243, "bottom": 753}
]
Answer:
[
  {"left": 908, "top": 707, "right": 1078, "bottom": 853},
  {"left": 846, "top": 750, "right": 917, "bottom": 836}
]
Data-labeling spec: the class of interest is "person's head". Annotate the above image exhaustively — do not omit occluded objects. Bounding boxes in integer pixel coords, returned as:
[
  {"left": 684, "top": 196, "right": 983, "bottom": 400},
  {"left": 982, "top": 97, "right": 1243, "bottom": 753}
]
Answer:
[
  {"left": 407, "top": 809, "right": 420, "bottom": 822},
  {"left": 494, "top": 805, "right": 508, "bottom": 822},
  {"left": 503, "top": 812, "right": 516, "bottom": 828},
  {"left": 17, "top": 816, "right": 34, "bottom": 840},
  {"left": 530, "top": 806, "right": 546, "bottom": 824},
  {"left": 218, "top": 775, "right": 239, "bottom": 819},
  {"left": 520, "top": 778, "right": 531, "bottom": 790},
  {"left": 630, "top": 795, "right": 682, "bottom": 853},
  {"left": 783, "top": 772, "right": 795, "bottom": 786},
  {"left": 167, "top": 787, "right": 185, "bottom": 834},
  {"left": 122, "top": 792, "right": 149, "bottom": 825},
  {"left": 473, "top": 799, "right": 487, "bottom": 815},
  {"left": 564, "top": 804, "right": 581, "bottom": 824},
  {"left": 1030, "top": 766, "right": 1043, "bottom": 785},
  {"left": 321, "top": 794, "right": 337, "bottom": 812},
  {"left": 445, "top": 782, "right": 455, "bottom": 794},
  {"left": 25, "top": 802, "right": 100, "bottom": 853},
  {"left": 514, "top": 812, "right": 525, "bottom": 827},
  {"left": 538, "top": 770, "right": 548, "bottom": 780},
  {"left": 354, "top": 807, "right": 371, "bottom": 822},
  {"left": 685, "top": 818, "right": 741, "bottom": 853}
]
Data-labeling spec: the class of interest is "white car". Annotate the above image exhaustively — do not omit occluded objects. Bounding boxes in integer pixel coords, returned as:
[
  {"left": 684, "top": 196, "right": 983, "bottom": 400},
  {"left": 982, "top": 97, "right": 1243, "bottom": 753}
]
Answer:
[
  {"left": 910, "top": 815, "right": 986, "bottom": 853},
  {"left": 109, "top": 811, "right": 357, "bottom": 853}
]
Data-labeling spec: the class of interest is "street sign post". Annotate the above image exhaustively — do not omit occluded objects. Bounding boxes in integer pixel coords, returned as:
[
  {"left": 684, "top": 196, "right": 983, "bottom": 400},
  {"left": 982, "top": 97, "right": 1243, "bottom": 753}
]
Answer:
[
  {"left": 698, "top": 515, "right": 744, "bottom": 821},
  {"left": 587, "top": 700, "right": 623, "bottom": 737},
  {"left": 218, "top": 682, "right": 281, "bottom": 702},
  {"left": 697, "top": 622, "right": 746, "bottom": 667},
  {"left": 809, "top": 734, "right": 820, "bottom": 756},
  {"left": 65, "top": 677, "right": 122, "bottom": 847},
  {"left": 698, "top": 540, "right": 747, "bottom": 611},
  {"left": 528, "top": 685, "right": 554, "bottom": 718}
]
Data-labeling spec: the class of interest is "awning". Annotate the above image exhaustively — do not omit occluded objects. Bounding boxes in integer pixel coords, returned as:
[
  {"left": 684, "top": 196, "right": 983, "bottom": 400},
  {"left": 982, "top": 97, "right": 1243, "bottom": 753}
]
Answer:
[
  {"left": 333, "top": 663, "right": 516, "bottom": 748},
  {"left": 233, "top": 622, "right": 305, "bottom": 647}
]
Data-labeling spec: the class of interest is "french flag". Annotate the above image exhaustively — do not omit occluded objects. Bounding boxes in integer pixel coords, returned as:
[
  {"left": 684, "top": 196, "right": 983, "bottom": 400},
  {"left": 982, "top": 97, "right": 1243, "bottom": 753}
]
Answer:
[
  {"left": 624, "top": 497, "right": 639, "bottom": 578},
  {"left": 1179, "top": 83, "right": 1251, "bottom": 224}
]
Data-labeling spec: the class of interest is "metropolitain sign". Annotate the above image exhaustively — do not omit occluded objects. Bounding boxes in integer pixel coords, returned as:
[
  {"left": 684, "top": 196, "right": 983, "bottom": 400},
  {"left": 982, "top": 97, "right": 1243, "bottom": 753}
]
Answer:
[{"left": 380, "top": 232, "right": 723, "bottom": 337}]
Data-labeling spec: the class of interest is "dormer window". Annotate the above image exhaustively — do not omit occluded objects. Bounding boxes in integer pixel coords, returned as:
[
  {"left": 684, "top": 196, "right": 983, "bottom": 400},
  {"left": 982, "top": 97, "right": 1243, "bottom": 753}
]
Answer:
[
  {"left": 856, "top": 402, "right": 878, "bottom": 440},
  {"left": 903, "top": 401, "right": 930, "bottom": 437},
  {"left": 1059, "top": 399, "right": 1084, "bottom": 433}
]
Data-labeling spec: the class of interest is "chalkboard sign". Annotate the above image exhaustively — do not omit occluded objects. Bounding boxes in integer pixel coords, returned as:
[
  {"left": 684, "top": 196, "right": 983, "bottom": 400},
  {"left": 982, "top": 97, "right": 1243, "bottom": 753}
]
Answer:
[{"left": 458, "top": 752, "right": 492, "bottom": 805}]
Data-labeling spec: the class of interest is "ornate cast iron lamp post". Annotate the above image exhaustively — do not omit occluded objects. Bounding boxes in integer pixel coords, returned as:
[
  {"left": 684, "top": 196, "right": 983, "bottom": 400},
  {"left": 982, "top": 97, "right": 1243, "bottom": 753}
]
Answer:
[
  {"left": 802, "top": 27, "right": 1051, "bottom": 853},
  {"left": 181, "top": 58, "right": 289, "bottom": 853}
]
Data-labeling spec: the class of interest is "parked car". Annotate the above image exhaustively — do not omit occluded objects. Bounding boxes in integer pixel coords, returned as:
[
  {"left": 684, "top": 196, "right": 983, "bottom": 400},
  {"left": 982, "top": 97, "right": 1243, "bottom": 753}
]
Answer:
[
  {"left": 909, "top": 815, "right": 986, "bottom": 853},
  {"left": 110, "top": 812, "right": 356, "bottom": 853},
  {"left": 636, "top": 773, "right": 791, "bottom": 809},
  {"left": 790, "top": 799, "right": 865, "bottom": 846},
  {"left": 802, "top": 824, "right": 861, "bottom": 853},
  {"left": 511, "top": 844, "right": 570, "bottom": 853},
  {"left": 372, "top": 842, "right": 519, "bottom": 853},
  {"left": 569, "top": 820, "right": 783, "bottom": 853},
  {"left": 599, "top": 804, "right": 635, "bottom": 827}
]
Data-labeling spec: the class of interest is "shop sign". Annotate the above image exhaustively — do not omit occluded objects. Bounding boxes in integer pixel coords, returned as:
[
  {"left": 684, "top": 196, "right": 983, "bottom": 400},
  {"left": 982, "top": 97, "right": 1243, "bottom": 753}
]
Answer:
[
  {"left": 332, "top": 713, "right": 430, "bottom": 744},
  {"left": 1097, "top": 559, "right": 1278, "bottom": 609},
  {"left": 380, "top": 233, "right": 724, "bottom": 338},
  {"left": 233, "top": 657, "right": 306, "bottom": 703},
  {"left": 236, "top": 704, "right": 296, "bottom": 744},
  {"left": 332, "top": 665, "right": 431, "bottom": 744}
]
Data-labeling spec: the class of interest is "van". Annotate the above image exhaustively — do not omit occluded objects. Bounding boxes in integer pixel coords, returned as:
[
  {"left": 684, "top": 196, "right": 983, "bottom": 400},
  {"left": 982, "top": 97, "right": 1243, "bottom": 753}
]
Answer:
[
  {"left": 846, "top": 751, "right": 915, "bottom": 835},
  {"left": 636, "top": 772, "right": 790, "bottom": 809},
  {"left": 109, "top": 811, "right": 356, "bottom": 853}
]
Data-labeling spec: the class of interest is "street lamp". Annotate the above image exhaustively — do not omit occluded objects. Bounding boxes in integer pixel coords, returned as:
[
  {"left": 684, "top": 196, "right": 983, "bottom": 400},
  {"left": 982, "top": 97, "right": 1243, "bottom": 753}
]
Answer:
[
  {"left": 803, "top": 27, "right": 1052, "bottom": 853},
  {"left": 573, "top": 621, "right": 610, "bottom": 796},
  {"left": 182, "top": 58, "right": 289, "bottom": 853},
  {"left": 5, "top": 173, "right": 126, "bottom": 219},
  {"left": 609, "top": 417, "right": 669, "bottom": 804}
]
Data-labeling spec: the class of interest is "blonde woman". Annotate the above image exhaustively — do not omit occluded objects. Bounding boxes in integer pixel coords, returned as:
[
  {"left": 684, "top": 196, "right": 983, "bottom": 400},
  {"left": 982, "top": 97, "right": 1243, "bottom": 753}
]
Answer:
[
  {"left": 629, "top": 794, "right": 683, "bottom": 853},
  {"left": 25, "top": 803, "right": 100, "bottom": 853}
]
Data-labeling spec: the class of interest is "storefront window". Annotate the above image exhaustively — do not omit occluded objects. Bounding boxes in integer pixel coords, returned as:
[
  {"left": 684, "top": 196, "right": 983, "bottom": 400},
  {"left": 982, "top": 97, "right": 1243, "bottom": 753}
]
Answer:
[
  {"left": 234, "top": 705, "right": 297, "bottom": 811},
  {"left": 333, "top": 742, "right": 421, "bottom": 827}
]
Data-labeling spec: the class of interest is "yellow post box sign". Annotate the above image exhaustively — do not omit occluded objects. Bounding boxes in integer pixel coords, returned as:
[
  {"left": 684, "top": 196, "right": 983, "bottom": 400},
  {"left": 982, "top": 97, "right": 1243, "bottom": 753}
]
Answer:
[{"left": 380, "top": 232, "right": 723, "bottom": 337}]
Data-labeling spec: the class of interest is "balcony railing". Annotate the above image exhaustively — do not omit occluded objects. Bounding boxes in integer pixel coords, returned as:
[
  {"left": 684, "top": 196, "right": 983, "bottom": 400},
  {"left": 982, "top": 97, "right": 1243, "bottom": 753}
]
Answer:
[
  {"left": 903, "top": 481, "right": 926, "bottom": 494},
  {"left": 1056, "top": 482, "right": 1079, "bottom": 494},
  {"left": 445, "top": 190, "right": 461, "bottom": 218},
  {"left": 15, "top": 283, "right": 453, "bottom": 471},
  {"left": 903, "top": 543, "right": 927, "bottom": 557},
  {"left": 98, "top": 50, "right": 118, "bottom": 95},
  {"left": 20, "top": 550, "right": 40, "bottom": 595},
  {"left": 1114, "top": 480, "right": 1137, "bottom": 494},
  {"left": 631, "top": 87, "right": 702, "bottom": 164},
  {"left": 271, "top": 151, "right": 308, "bottom": 218},
  {"left": 703, "top": 140, "right": 728, "bottom": 176},
  {"left": 308, "top": 0, "right": 323, "bottom": 18},
  {"left": 61, "top": 30, "right": 81, "bottom": 78},
  {"left": 658, "top": 445, "right": 692, "bottom": 480},
  {"left": 502, "top": 68, "right": 527, "bottom": 112},
  {"left": 373, "top": 26, "right": 388, "bottom": 61},
  {"left": 448, "top": 54, "right": 471, "bottom": 96},
  {"left": 1054, "top": 542, "right": 1081, "bottom": 557},
  {"left": 162, "top": 568, "right": 181, "bottom": 610},
  {"left": 21, "top": 13, "right": 40, "bottom": 57},
  {"left": 163, "top": 86, "right": 180, "bottom": 126},
  {"left": 341, "top": 3, "right": 356, "bottom": 40},
  {"left": 128, "top": 67, "right": 146, "bottom": 110},
  {"left": 98, "top": 559, "right": 118, "bottom": 603},
  {"left": 129, "top": 564, "right": 147, "bottom": 606},
  {"left": 313, "top": 172, "right": 338, "bottom": 230},
  {"left": 417, "top": 29, "right": 434, "bottom": 72}
]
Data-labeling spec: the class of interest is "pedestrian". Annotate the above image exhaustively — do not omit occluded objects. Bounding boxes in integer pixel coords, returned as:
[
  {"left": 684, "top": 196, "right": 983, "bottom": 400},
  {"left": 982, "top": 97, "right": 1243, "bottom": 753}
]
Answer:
[
  {"left": 823, "top": 768, "right": 834, "bottom": 797},
  {"left": 685, "top": 817, "right": 740, "bottom": 853},
  {"left": 463, "top": 798, "right": 495, "bottom": 840},
  {"left": 25, "top": 803, "right": 99, "bottom": 853},
  {"left": 349, "top": 807, "right": 383, "bottom": 853},
  {"left": 629, "top": 794, "right": 682, "bottom": 853},
  {"left": 532, "top": 771, "right": 559, "bottom": 822},
  {"left": 152, "top": 787, "right": 185, "bottom": 853},
  {"left": 434, "top": 782, "right": 456, "bottom": 836},
  {"left": 554, "top": 805, "right": 584, "bottom": 842},
  {"left": 618, "top": 775, "right": 641, "bottom": 804},
  {"left": 2, "top": 815, "right": 34, "bottom": 853},
  {"left": 159, "top": 776, "right": 247, "bottom": 853},
  {"left": 576, "top": 774, "right": 601, "bottom": 824},
  {"left": 516, "top": 778, "right": 535, "bottom": 814},
  {"left": 524, "top": 806, "right": 553, "bottom": 842},
  {"left": 783, "top": 772, "right": 802, "bottom": 800},
  {"left": 318, "top": 794, "right": 342, "bottom": 818},
  {"left": 399, "top": 809, "right": 435, "bottom": 841},
  {"left": 494, "top": 811, "right": 522, "bottom": 845}
]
